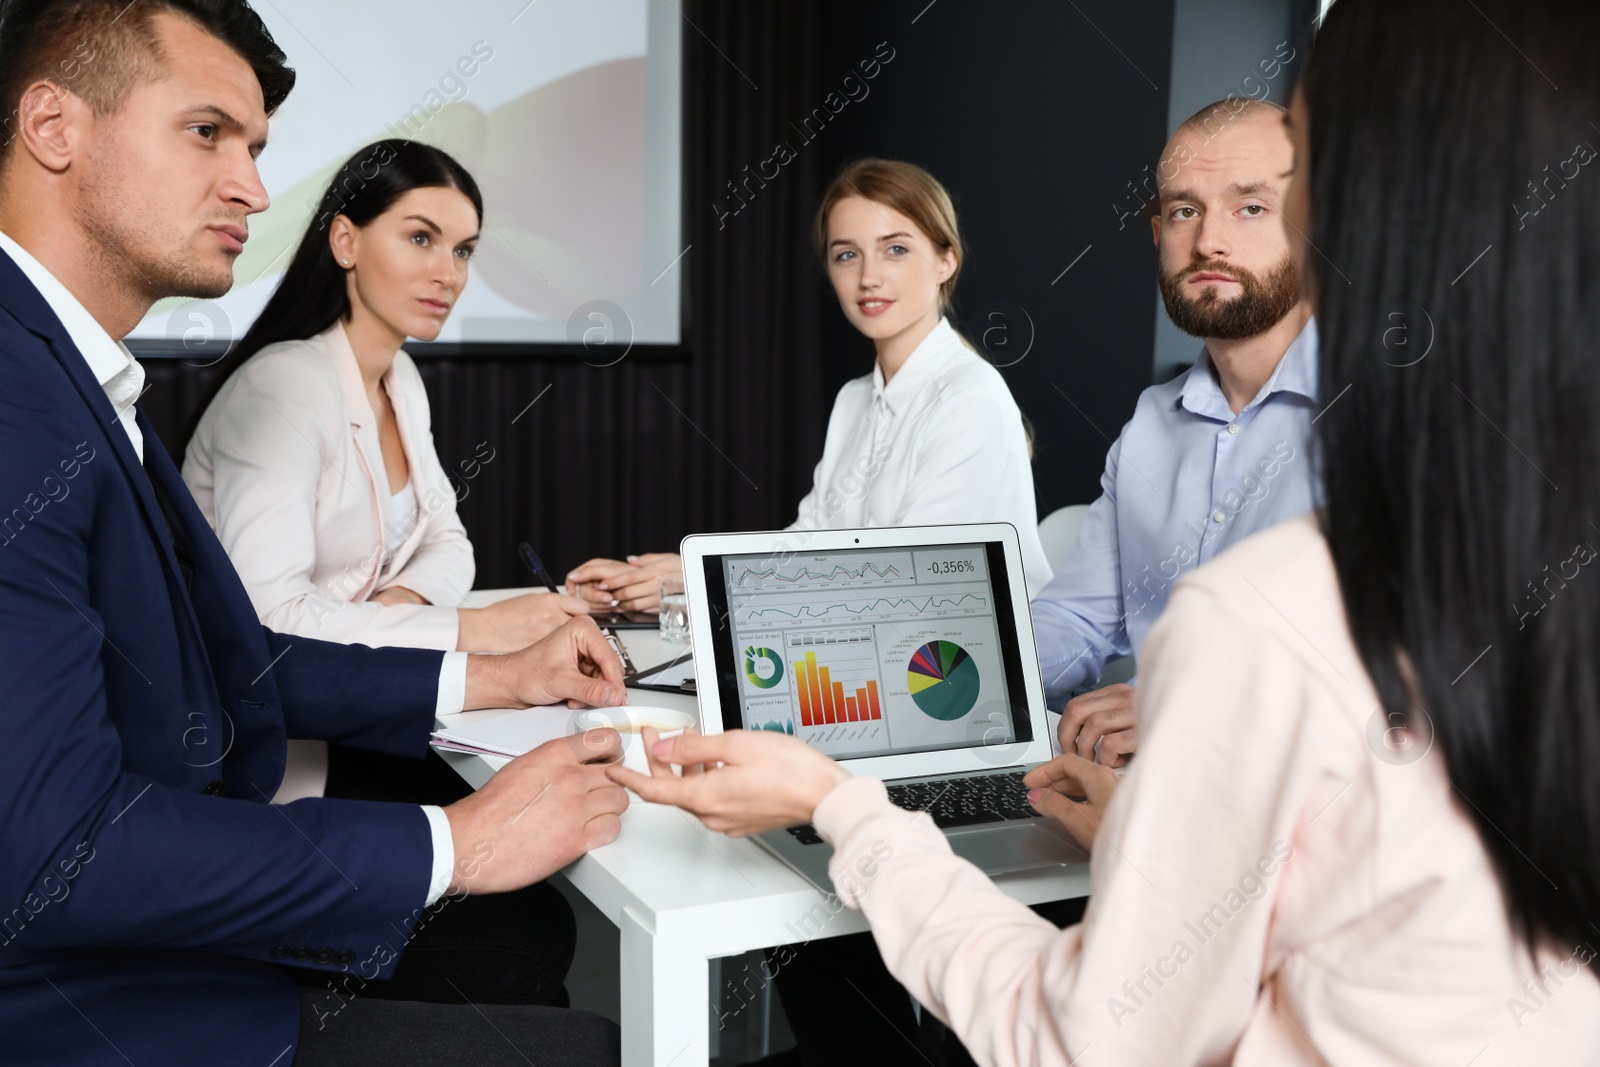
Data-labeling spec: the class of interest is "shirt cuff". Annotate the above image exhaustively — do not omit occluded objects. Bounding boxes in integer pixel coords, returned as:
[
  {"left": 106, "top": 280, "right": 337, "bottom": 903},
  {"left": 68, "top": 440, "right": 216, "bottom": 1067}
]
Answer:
[
  {"left": 420, "top": 804, "right": 455, "bottom": 905},
  {"left": 436, "top": 651, "right": 468, "bottom": 715}
]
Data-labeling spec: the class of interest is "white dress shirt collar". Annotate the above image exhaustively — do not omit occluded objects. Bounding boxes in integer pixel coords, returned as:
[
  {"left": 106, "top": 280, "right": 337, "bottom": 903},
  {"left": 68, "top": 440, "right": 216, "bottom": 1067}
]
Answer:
[
  {"left": 0, "top": 230, "right": 146, "bottom": 460},
  {"left": 871, "top": 316, "right": 964, "bottom": 416}
]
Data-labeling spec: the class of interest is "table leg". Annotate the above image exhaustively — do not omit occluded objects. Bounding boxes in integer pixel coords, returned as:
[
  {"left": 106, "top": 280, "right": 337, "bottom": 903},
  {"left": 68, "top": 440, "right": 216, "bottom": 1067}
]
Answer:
[{"left": 619, "top": 906, "right": 710, "bottom": 1066}]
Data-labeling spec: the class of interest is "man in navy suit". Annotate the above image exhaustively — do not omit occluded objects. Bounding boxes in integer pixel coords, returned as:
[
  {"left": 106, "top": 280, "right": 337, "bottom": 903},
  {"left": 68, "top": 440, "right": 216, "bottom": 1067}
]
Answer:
[{"left": 0, "top": 2, "right": 628, "bottom": 1063}]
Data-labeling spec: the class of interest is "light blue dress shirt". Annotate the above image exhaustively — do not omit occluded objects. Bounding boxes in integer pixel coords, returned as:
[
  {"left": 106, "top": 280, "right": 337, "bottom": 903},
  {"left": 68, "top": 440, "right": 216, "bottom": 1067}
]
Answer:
[{"left": 1031, "top": 319, "right": 1320, "bottom": 700}]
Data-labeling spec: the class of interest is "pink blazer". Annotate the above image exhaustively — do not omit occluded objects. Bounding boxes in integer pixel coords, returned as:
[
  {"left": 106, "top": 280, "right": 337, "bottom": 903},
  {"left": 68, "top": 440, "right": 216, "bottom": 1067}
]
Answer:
[
  {"left": 814, "top": 515, "right": 1600, "bottom": 1065},
  {"left": 183, "top": 322, "right": 473, "bottom": 651}
]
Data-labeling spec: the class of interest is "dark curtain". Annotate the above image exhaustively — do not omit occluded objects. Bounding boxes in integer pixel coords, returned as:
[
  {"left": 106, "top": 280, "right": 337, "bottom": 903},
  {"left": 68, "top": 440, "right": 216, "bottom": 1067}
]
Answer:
[{"left": 140, "top": 1, "right": 829, "bottom": 589}]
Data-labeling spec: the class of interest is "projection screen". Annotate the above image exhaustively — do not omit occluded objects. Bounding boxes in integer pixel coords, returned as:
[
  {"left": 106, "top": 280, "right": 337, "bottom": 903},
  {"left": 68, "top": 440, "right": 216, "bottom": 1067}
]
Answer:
[{"left": 129, "top": 0, "right": 683, "bottom": 355}]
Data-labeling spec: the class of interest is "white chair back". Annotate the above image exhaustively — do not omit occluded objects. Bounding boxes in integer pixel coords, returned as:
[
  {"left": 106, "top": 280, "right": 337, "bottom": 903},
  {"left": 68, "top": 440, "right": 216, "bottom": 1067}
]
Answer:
[
  {"left": 1037, "top": 503, "right": 1092, "bottom": 572},
  {"left": 1036, "top": 503, "right": 1137, "bottom": 685}
]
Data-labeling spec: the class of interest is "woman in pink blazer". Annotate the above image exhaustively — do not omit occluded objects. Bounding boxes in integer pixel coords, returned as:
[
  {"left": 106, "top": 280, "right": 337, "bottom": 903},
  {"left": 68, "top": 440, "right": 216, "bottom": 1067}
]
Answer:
[
  {"left": 184, "top": 141, "right": 593, "bottom": 806},
  {"left": 182, "top": 141, "right": 591, "bottom": 1010},
  {"left": 184, "top": 141, "right": 586, "bottom": 657},
  {"left": 611, "top": 2, "right": 1600, "bottom": 1063}
]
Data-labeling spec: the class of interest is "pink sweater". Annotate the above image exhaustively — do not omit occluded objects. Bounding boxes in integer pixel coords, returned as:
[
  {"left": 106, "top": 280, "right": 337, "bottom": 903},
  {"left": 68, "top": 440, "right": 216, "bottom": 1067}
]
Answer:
[{"left": 813, "top": 515, "right": 1600, "bottom": 1065}]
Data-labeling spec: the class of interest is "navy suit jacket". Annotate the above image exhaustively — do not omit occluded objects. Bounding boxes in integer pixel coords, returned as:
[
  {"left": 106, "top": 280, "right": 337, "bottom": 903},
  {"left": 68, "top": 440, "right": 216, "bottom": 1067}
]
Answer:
[{"left": 0, "top": 251, "right": 450, "bottom": 1066}]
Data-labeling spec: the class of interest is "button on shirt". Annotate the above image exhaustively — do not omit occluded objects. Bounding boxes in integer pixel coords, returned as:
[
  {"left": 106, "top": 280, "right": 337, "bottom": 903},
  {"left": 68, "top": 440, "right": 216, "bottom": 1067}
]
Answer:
[
  {"left": 788, "top": 318, "right": 1053, "bottom": 598},
  {"left": 1031, "top": 319, "right": 1320, "bottom": 699},
  {"left": 0, "top": 232, "right": 462, "bottom": 904}
]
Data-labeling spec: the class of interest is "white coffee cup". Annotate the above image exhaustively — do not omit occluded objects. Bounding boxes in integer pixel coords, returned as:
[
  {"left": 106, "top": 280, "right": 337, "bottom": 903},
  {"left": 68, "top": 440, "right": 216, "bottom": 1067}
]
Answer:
[{"left": 570, "top": 705, "right": 696, "bottom": 774}]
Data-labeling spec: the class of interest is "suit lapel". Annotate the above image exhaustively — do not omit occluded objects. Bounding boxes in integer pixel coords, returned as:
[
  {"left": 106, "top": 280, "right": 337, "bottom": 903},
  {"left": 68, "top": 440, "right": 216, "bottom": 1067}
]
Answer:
[
  {"left": 0, "top": 252, "right": 286, "bottom": 797},
  {"left": 0, "top": 252, "right": 218, "bottom": 689},
  {"left": 329, "top": 324, "right": 386, "bottom": 595},
  {"left": 0, "top": 256, "right": 188, "bottom": 594},
  {"left": 45, "top": 333, "right": 222, "bottom": 669}
]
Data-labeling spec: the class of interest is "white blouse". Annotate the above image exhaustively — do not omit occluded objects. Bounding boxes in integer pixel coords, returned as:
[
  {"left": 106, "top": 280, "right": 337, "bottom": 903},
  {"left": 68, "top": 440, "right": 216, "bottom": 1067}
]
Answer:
[
  {"left": 383, "top": 480, "right": 418, "bottom": 570},
  {"left": 789, "top": 318, "right": 1052, "bottom": 597}
]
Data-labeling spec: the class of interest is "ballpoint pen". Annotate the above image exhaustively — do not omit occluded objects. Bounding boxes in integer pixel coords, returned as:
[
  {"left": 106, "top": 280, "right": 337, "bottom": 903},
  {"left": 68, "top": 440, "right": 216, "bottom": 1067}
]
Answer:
[
  {"left": 518, "top": 540, "right": 636, "bottom": 677},
  {"left": 518, "top": 540, "right": 564, "bottom": 595}
]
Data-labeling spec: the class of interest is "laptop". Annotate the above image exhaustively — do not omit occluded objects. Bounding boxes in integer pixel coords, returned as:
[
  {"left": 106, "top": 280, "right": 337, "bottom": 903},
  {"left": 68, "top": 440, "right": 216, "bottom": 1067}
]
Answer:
[{"left": 681, "top": 523, "right": 1086, "bottom": 892}]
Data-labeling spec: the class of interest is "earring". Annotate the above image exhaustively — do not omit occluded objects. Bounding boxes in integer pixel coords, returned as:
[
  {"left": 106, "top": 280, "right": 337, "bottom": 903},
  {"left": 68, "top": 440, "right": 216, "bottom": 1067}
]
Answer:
[{"left": 343, "top": 259, "right": 350, "bottom": 266}]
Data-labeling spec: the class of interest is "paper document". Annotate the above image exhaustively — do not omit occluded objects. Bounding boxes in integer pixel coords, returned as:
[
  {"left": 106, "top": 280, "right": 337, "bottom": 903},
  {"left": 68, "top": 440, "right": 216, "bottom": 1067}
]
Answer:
[
  {"left": 431, "top": 707, "right": 574, "bottom": 758},
  {"left": 431, "top": 704, "right": 699, "bottom": 758}
]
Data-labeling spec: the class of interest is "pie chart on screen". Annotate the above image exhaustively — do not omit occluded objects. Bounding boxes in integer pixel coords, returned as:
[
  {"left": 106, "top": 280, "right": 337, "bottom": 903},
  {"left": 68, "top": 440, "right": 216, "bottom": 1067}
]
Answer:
[
  {"left": 744, "top": 646, "right": 784, "bottom": 689},
  {"left": 906, "top": 640, "right": 980, "bottom": 721}
]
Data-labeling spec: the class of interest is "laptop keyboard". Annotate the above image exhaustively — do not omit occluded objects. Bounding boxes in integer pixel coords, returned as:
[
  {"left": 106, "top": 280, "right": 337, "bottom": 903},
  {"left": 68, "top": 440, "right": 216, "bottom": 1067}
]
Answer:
[{"left": 785, "top": 770, "right": 1040, "bottom": 844}]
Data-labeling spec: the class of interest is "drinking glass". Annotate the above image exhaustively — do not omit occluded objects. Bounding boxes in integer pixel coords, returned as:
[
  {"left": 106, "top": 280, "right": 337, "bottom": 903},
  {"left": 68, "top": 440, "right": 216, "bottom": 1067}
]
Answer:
[{"left": 659, "top": 574, "right": 690, "bottom": 644}]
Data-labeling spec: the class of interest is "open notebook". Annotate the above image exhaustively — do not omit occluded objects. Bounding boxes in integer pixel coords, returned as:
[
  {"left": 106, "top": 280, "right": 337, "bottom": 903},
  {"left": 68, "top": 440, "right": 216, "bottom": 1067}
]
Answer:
[{"left": 430, "top": 708, "right": 575, "bottom": 758}]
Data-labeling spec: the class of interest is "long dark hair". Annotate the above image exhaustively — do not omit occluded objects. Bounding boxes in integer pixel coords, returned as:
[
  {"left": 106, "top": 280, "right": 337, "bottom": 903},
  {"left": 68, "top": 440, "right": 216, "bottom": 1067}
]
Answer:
[
  {"left": 1308, "top": 0, "right": 1599, "bottom": 953},
  {"left": 181, "top": 139, "right": 482, "bottom": 450}
]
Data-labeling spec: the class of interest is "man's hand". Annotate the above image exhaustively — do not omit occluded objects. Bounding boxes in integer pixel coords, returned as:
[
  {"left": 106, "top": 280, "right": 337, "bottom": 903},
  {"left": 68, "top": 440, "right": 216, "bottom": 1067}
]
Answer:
[
  {"left": 1058, "top": 683, "right": 1138, "bottom": 767},
  {"left": 606, "top": 728, "right": 850, "bottom": 836},
  {"left": 464, "top": 617, "right": 627, "bottom": 711},
  {"left": 565, "top": 553, "right": 682, "bottom": 612},
  {"left": 444, "top": 730, "right": 630, "bottom": 894},
  {"left": 1023, "top": 753, "right": 1120, "bottom": 854},
  {"left": 457, "top": 592, "right": 594, "bottom": 652}
]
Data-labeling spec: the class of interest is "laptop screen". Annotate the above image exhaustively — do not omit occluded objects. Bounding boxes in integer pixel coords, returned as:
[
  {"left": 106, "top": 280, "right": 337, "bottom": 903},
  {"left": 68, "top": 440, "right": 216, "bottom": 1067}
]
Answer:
[{"left": 698, "top": 539, "right": 1034, "bottom": 760}]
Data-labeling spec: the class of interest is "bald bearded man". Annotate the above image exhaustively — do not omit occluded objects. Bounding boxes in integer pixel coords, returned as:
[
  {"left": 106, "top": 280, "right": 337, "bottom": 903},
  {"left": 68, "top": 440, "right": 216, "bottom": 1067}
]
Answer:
[{"left": 1033, "top": 97, "right": 1320, "bottom": 767}]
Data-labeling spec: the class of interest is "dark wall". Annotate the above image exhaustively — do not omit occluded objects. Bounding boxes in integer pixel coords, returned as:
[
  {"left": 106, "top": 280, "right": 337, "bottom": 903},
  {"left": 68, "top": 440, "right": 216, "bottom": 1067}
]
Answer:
[{"left": 140, "top": 0, "right": 1175, "bottom": 590}]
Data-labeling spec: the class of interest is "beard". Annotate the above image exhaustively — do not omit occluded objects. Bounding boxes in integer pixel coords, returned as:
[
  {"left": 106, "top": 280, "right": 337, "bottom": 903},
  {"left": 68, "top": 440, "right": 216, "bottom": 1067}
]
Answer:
[
  {"left": 79, "top": 153, "right": 237, "bottom": 309},
  {"left": 1159, "top": 252, "right": 1299, "bottom": 340}
]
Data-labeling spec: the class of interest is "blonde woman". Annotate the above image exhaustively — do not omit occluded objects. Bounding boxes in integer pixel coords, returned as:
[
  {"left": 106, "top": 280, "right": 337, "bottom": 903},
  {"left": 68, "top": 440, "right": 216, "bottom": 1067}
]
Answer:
[{"left": 568, "top": 158, "right": 1051, "bottom": 609}]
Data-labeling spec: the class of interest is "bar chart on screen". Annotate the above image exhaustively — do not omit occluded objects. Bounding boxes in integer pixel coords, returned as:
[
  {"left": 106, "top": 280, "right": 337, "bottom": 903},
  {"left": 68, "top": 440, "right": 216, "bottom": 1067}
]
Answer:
[{"left": 787, "top": 628, "right": 884, "bottom": 729}]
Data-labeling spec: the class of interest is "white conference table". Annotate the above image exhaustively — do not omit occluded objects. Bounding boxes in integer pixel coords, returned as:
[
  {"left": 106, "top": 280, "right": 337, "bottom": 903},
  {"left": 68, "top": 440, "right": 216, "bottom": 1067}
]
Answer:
[{"left": 443, "top": 588, "right": 1092, "bottom": 1067}]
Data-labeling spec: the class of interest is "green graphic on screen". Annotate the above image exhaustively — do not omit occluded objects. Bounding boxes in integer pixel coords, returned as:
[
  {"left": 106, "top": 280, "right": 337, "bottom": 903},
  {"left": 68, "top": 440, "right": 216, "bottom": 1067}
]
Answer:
[
  {"left": 744, "top": 646, "right": 785, "bottom": 689},
  {"left": 754, "top": 719, "right": 795, "bottom": 735},
  {"left": 906, "top": 640, "right": 980, "bottom": 721}
]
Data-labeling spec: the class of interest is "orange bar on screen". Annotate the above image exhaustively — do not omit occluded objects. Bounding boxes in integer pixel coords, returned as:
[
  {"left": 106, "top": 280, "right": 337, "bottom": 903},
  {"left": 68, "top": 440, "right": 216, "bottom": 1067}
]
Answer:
[
  {"left": 845, "top": 696, "right": 858, "bottom": 721},
  {"left": 795, "top": 661, "right": 812, "bottom": 726},
  {"left": 855, "top": 688, "right": 868, "bottom": 721},
  {"left": 867, "top": 680, "right": 881, "bottom": 719},
  {"left": 819, "top": 666, "right": 835, "bottom": 723},
  {"left": 806, "top": 652, "right": 824, "bottom": 724},
  {"left": 833, "top": 682, "right": 846, "bottom": 722}
]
